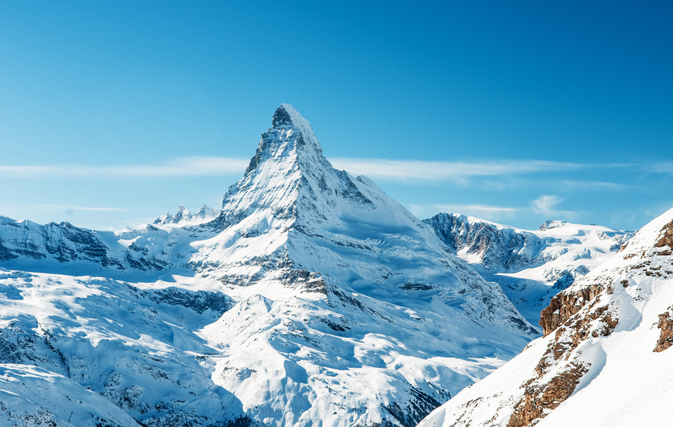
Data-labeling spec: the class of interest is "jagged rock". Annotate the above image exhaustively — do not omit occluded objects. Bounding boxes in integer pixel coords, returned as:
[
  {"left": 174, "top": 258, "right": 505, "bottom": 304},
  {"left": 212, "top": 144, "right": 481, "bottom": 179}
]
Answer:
[
  {"left": 425, "top": 213, "right": 632, "bottom": 327},
  {"left": 654, "top": 307, "right": 673, "bottom": 352}
]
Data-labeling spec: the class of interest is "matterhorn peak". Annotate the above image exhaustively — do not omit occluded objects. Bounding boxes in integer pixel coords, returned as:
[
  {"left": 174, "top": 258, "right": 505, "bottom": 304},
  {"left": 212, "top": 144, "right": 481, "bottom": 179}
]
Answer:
[
  {"left": 271, "top": 103, "right": 318, "bottom": 140},
  {"left": 244, "top": 104, "right": 324, "bottom": 175}
]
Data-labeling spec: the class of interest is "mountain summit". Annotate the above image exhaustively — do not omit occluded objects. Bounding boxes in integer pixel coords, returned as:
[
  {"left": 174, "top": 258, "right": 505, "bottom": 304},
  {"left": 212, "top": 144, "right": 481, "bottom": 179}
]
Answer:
[
  {"left": 186, "top": 104, "right": 539, "bottom": 426},
  {"left": 0, "top": 105, "right": 537, "bottom": 427},
  {"left": 244, "top": 103, "right": 324, "bottom": 175}
]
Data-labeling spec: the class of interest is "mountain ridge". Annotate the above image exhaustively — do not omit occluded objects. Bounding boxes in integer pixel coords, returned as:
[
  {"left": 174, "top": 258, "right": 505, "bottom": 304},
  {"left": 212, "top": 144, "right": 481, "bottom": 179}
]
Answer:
[
  {"left": 417, "top": 207, "right": 673, "bottom": 427},
  {"left": 425, "top": 212, "right": 633, "bottom": 328}
]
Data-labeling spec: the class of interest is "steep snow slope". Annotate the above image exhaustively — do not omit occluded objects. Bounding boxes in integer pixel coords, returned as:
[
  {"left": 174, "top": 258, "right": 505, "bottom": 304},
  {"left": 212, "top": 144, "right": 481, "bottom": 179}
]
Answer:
[
  {"left": 425, "top": 213, "right": 632, "bottom": 328},
  {"left": 1, "top": 105, "right": 537, "bottom": 427},
  {"left": 0, "top": 268, "right": 245, "bottom": 426},
  {"left": 417, "top": 207, "right": 673, "bottom": 427},
  {"left": 0, "top": 364, "right": 141, "bottom": 427}
]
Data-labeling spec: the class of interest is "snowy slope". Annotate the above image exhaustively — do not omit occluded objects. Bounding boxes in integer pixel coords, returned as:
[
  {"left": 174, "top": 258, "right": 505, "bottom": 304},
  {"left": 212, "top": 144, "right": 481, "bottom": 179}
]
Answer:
[
  {"left": 417, "top": 207, "right": 673, "bottom": 427},
  {"left": 0, "top": 105, "right": 537, "bottom": 427},
  {"left": 0, "top": 268, "right": 246, "bottom": 426},
  {"left": 0, "top": 364, "right": 141, "bottom": 427},
  {"left": 0, "top": 215, "right": 171, "bottom": 274},
  {"left": 425, "top": 213, "right": 632, "bottom": 328}
]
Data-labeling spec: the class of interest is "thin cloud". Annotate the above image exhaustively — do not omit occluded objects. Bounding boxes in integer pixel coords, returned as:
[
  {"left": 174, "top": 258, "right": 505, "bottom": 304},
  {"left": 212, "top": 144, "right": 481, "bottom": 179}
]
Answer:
[
  {"left": 0, "top": 165, "right": 56, "bottom": 177},
  {"left": 531, "top": 195, "right": 564, "bottom": 215},
  {"left": 649, "top": 162, "right": 673, "bottom": 174},
  {"left": 0, "top": 157, "right": 249, "bottom": 178},
  {"left": 35, "top": 204, "right": 127, "bottom": 212},
  {"left": 435, "top": 204, "right": 521, "bottom": 214},
  {"left": 69, "top": 206, "right": 127, "bottom": 212},
  {"left": 0, "top": 156, "right": 652, "bottom": 182},
  {"left": 331, "top": 158, "right": 581, "bottom": 182},
  {"left": 556, "top": 180, "right": 635, "bottom": 191}
]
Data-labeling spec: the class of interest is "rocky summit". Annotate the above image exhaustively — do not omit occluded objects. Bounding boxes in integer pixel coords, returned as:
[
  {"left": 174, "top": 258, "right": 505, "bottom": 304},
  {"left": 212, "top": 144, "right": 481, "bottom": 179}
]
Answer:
[{"left": 0, "top": 105, "right": 537, "bottom": 427}]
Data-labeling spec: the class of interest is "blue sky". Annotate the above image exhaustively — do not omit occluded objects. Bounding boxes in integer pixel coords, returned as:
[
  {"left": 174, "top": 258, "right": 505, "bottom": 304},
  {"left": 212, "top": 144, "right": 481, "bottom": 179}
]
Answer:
[{"left": 1, "top": 1, "right": 672, "bottom": 231}]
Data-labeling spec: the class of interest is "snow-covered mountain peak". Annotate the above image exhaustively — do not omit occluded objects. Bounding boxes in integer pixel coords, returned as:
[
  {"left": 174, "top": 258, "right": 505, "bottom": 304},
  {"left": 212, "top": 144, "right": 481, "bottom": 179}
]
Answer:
[
  {"left": 152, "top": 204, "right": 218, "bottom": 226},
  {"left": 272, "top": 103, "right": 318, "bottom": 140},
  {"left": 244, "top": 103, "right": 323, "bottom": 176},
  {"left": 538, "top": 219, "right": 568, "bottom": 231},
  {"left": 0, "top": 104, "right": 541, "bottom": 427}
]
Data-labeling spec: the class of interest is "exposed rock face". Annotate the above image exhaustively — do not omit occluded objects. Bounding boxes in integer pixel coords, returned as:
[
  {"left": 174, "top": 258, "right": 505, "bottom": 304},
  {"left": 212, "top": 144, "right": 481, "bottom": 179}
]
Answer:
[
  {"left": 654, "top": 220, "right": 673, "bottom": 248},
  {"left": 654, "top": 307, "right": 673, "bottom": 352},
  {"left": 507, "top": 362, "right": 588, "bottom": 427},
  {"left": 504, "top": 282, "right": 618, "bottom": 427},
  {"left": 539, "top": 284, "right": 605, "bottom": 336}
]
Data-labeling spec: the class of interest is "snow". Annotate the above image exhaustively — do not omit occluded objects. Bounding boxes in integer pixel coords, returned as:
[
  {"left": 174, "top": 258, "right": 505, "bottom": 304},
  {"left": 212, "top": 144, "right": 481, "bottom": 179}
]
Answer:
[
  {"left": 0, "top": 105, "right": 538, "bottom": 426},
  {"left": 0, "top": 364, "right": 140, "bottom": 427},
  {"left": 426, "top": 213, "right": 632, "bottom": 329},
  {"left": 417, "top": 206, "right": 673, "bottom": 427}
]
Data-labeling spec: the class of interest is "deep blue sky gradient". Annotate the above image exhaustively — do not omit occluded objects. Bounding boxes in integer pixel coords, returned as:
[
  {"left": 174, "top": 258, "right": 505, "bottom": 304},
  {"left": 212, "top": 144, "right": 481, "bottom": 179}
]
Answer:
[{"left": 1, "top": 1, "right": 672, "bottom": 230}]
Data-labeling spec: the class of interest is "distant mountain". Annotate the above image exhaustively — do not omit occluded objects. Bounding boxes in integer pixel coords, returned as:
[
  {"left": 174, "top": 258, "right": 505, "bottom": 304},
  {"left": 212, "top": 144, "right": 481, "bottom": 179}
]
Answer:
[
  {"left": 418, "top": 207, "right": 673, "bottom": 427},
  {"left": 0, "top": 105, "right": 537, "bottom": 427},
  {"left": 153, "top": 204, "right": 218, "bottom": 226},
  {"left": 0, "top": 215, "right": 169, "bottom": 273},
  {"left": 425, "top": 213, "right": 633, "bottom": 328}
]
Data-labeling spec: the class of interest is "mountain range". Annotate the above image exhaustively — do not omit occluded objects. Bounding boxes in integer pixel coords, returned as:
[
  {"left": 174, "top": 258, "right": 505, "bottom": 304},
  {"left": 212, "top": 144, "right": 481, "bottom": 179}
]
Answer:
[{"left": 0, "top": 104, "right": 651, "bottom": 427}]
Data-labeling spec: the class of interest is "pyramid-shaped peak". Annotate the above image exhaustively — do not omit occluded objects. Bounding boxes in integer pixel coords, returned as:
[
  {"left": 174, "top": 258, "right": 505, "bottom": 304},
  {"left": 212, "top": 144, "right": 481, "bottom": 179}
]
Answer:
[
  {"left": 272, "top": 103, "right": 303, "bottom": 126},
  {"left": 271, "top": 104, "right": 318, "bottom": 141}
]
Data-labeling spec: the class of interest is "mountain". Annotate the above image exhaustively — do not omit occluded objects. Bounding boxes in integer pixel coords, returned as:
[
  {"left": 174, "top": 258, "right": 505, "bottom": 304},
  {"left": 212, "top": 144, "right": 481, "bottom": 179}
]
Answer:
[
  {"left": 425, "top": 213, "right": 633, "bottom": 328},
  {"left": 153, "top": 204, "right": 218, "bottom": 226},
  {"left": 0, "top": 215, "right": 169, "bottom": 273},
  {"left": 0, "top": 269, "right": 244, "bottom": 427},
  {"left": 0, "top": 104, "right": 537, "bottom": 427},
  {"left": 417, "top": 207, "right": 673, "bottom": 427}
]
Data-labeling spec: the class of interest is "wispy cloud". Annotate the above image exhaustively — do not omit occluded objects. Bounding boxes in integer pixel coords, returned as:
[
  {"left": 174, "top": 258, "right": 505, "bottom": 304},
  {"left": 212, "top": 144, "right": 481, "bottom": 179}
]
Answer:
[
  {"left": 331, "top": 158, "right": 581, "bottom": 182},
  {"left": 649, "top": 162, "right": 673, "bottom": 174},
  {"left": 555, "top": 180, "right": 635, "bottom": 191},
  {"left": 434, "top": 204, "right": 521, "bottom": 214},
  {"left": 33, "top": 204, "right": 127, "bottom": 213},
  {"left": 0, "top": 156, "right": 655, "bottom": 184},
  {"left": 531, "top": 195, "right": 565, "bottom": 215},
  {"left": 0, "top": 157, "right": 249, "bottom": 178}
]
